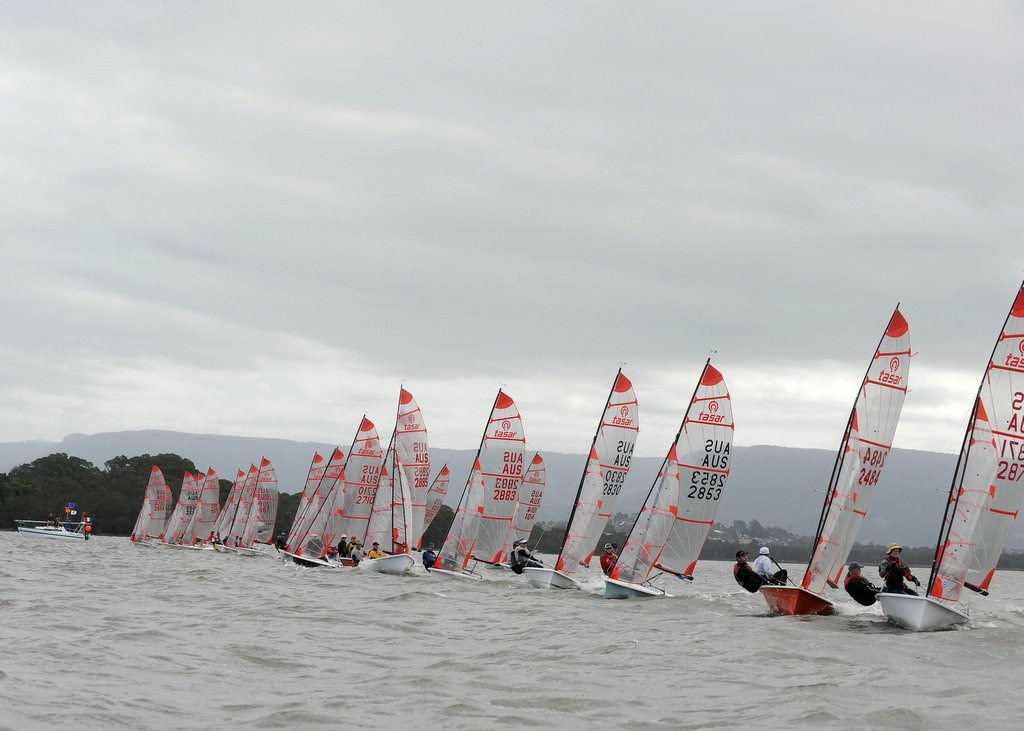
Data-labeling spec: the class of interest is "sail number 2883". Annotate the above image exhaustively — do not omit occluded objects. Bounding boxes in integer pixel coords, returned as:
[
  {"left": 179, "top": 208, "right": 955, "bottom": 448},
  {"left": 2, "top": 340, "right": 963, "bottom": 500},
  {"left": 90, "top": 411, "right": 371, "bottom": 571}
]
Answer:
[{"left": 687, "top": 471, "right": 724, "bottom": 500}]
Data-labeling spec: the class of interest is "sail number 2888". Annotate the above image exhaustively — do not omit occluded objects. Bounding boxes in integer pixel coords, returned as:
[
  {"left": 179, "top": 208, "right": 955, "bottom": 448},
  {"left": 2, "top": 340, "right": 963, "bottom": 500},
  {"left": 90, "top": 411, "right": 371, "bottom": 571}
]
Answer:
[{"left": 687, "top": 471, "right": 724, "bottom": 500}]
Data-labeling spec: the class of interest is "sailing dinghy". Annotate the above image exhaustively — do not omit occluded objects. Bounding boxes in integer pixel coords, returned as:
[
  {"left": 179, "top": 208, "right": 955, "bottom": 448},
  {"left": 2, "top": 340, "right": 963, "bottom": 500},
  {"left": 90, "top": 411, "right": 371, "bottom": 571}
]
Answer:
[
  {"left": 878, "top": 282, "right": 1024, "bottom": 630},
  {"left": 129, "top": 466, "right": 174, "bottom": 546},
  {"left": 761, "top": 307, "right": 910, "bottom": 615},
  {"left": 605, "top": 361, "right": 734, "bottom": 599},
  {"left": 429, "top": 390, "right": 526, "bottom": 582},
  {"left": 524, "top": 370, "right": 638, "bottom": 590},
  {"left": 361, "top": 388, "right": 429, "bottom": 575},
  {"left": 281, "top": 448, "right": 348, "bottom": 567}
]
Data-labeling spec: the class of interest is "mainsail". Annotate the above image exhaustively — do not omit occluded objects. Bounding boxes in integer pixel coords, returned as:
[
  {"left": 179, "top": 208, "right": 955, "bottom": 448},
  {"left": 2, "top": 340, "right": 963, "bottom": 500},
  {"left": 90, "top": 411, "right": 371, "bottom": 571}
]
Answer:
[
  {"left": 163, "top": 472, "right": 201, "bottom": 545},
  {"left": 498, "top": 453, "right": 546, "bottom": 562},
  {"left": 927, "top": 282, "right": 1024, "bottom": 602},
  {"left": 285, "top": 450, "right": 330, "bottom": 549},
  {"left": 335, "top": 417, "right": 385, "bottom": 544},
  {"left": 213, "top": 469, "right": 246, "bottom": 540},
  {"left": 801, "top": 307, "right": 911, "bottom": 594},
  {"left": 241, "top": 457, "right": 279, "bottom": 546},
  {"left": 555, "top": 370, "right": 639, "bottom": 577},
  {"left": 130, "top": 466, "right": 171, "bottom": 543},
  {"left": 225, "top": 464, "right": 258, "bottom": 545},
  {"left": 469, "top": 390, "right": 526, "bottom": 564},
  {"left": 434, "top": 390, "right": 525, "bottom": 571},
  {"left": 181, "top": 468, "right": 222, "bottom": 545}
]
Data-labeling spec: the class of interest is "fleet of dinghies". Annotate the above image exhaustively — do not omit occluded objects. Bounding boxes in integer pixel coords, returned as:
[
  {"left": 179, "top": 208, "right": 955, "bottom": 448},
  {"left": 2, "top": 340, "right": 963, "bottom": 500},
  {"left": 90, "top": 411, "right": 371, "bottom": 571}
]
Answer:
[{"left": 112, "top": 289, "right": 1024, "bottom": 631}]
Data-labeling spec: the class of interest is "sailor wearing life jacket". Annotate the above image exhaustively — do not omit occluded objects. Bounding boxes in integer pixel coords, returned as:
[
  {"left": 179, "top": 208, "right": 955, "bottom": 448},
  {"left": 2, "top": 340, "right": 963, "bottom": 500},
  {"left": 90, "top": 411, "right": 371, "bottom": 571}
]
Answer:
[
  {"left": 733, "top": 550, "right": 766, "bottom": 593},
  {"left": 843, "top": 561, "right": 881, "bottom": 606},
  {"left": 878, "top": 543, "right": 920, "bottom": 595}
]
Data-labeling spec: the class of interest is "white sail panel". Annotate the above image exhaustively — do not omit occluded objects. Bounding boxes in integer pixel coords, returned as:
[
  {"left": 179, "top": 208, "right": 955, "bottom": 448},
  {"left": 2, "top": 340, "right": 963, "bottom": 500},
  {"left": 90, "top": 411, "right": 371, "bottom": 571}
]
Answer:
[
  {"left": 164, "top": 472, "right": 201, "bottom": 545},
  {"left": 436, "top": 458, "right": 485, "bottom": 571},
  {"left": 930, "top": 398, "right": 999, "bottom": 603},
  {"left": 960, "top": 285, "right": 1024, "bottom": 591},
  {"left": 363, "top": 442, "right": 395, "bottom": 549},
  {"left": 499, "top": 453, "right": 546, "bottom": 562},
  {"left": 336, "top": 417, "right": 385, "bottom": 543},
  {"left": 183, "top": 468, "right": 222, "bottom": 545},
  {"left": 613, "top": 446, "right": 680, "bottom": 584},
  {"left": 241, "top": 458, "right": 278, "bottom": 546},
  {"left": 469, "top": 391, "right": 526, "bottom": 565},
  {"left": 556, "top": 446, "right": 605, "bottom": 577},
  {"left": 225, "top": 465, "right": 258, "bottom": 545},
  {"left": 286, "top": 451, "right": 328, "bottom": 548},
  {"left": 394, "top": 388, "right": 430, "bottom": 549},
  {"left": 130, "top": 466, "right": 168, "bottom": 543},
  {"left": 802, "top": 308, "right": 911, "bottom": 594},
  {"left": 558, "top": 371, "right": 639, "bottom": 571},
  {"left": 658, "top": 363, "right": 735, "bottom": 578}
]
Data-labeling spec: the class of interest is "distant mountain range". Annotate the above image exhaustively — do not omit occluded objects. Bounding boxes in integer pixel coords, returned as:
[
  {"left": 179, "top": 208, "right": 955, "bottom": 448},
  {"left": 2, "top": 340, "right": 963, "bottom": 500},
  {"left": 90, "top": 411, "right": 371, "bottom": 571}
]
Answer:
[{"left": 3, "top": 429, "right": 1015, "bottom": 549}]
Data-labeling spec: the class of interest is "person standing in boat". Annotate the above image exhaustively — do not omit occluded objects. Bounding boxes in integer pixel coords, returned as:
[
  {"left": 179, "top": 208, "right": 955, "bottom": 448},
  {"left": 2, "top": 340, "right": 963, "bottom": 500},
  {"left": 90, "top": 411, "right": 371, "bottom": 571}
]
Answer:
[
  {"left": 509, "top": 539, "right": 543, "bottom": 574},
  {"left": 599, "top": 543, "right": 619, "bottom": 575},
  {"left": 753, "top": 546, "right": 787, "bottom": 585},
  {"left": 733, "top": 550, "right": 766, "bottom": 592},
  {"left": 844, "top": 561, "right": 881, "bottom": 606},
  {"left": 878, "top": 543, "right": 920, "bottom": 595},
  {"left": 422, "top": 544, "right": 437, "bottom": 570}
]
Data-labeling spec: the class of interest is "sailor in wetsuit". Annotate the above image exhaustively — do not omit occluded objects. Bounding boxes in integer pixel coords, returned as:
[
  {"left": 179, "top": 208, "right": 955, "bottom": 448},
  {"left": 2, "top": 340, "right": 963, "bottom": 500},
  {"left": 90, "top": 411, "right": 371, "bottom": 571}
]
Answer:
[
  {"left": 733, "top": 550, "right": 767, "bottom": 592},
  {"left": 843, "top": 561, "right": 881, "bottom": 606},
  {"left": 509, "top": 539, "right": 543, "bottom": 574}
]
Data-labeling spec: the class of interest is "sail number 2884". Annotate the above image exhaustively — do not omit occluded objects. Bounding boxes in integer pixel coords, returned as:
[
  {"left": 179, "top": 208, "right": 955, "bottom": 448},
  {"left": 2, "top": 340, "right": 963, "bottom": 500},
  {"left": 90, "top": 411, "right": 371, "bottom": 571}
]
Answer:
[{"left": 687, "top": 471, "right": 725, "bottom": 500}]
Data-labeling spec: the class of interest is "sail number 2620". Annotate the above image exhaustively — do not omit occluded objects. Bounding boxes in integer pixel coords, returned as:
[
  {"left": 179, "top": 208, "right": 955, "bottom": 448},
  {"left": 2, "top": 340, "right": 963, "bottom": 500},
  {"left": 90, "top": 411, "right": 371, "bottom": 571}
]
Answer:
[{"left": 687, "top": 471, "right": 725, "bottom": 500}]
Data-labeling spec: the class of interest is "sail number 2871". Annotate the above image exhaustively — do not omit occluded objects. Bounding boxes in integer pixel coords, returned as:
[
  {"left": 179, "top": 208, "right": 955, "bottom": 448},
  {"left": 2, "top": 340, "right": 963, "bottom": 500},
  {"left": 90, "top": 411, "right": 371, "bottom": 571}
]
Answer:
[{"left": 687, "top": 471, "right": 725, "bottom": 500}]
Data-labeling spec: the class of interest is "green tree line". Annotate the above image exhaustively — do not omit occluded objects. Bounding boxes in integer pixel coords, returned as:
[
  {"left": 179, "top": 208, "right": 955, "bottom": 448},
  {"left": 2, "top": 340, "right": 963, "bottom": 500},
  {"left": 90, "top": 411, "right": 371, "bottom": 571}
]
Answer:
[{"left": 2, "top": 452, "right": 1022, "bottom": 569}]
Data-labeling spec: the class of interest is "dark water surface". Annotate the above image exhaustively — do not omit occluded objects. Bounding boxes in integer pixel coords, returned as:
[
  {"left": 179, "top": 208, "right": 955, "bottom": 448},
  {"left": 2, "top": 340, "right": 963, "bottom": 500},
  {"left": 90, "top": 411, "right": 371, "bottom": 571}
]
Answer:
[{"left": 2, "top": 534, "right": 1023, "bottom": 730}]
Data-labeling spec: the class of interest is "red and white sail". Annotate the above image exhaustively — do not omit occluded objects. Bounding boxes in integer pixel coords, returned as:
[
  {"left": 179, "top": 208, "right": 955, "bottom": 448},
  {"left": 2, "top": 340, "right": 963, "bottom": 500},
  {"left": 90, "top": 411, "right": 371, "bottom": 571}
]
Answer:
[
  {"left": 555, "top": 370, "right": 639, "bottom": 574},
  {"left": 182, "top": 468, "right": 222, "bottom": 545},
  {"left": 498, "top": 453, "right": 546, "bottom": 562},
  {"left": 285, "top": 451, "right": 331, "bottom": 549},
  {"left": 225, "top": 464, "right": 259, "bottom": 545},
  {"left": 611, "top": 446, "right": 680, "bottom": 585},
  {"left": 130, "top": 466, "right": 171, "bottom": 543},
  {"left": 335, "top": 417, "right": 385, "bottom": 544},
  {"left": 213, "top": 469, "right": 246, "bottom": 540},
  {"left": 802, "top": 308, "right": 911, "bottom": 594},
  {"left": 436, "top": 458, "right": 485, "bottom": 571},
  {"left": 468, "top": 390, "right": 526, "bottom": 565},
  {"left": 930, "top": 283, "right": 1024, "bottom": 601},
  {"left": 164, "top": 472, "right": 202, "bottom": 545},
  {"left": 240, "top": 457, "right": 278, "bottom": 546},
  {"left": 394, "top": 388, "right": 430, "bottom": 549},
  {"left": 363, "top": 440, "right": 396, "bottom": 549}
]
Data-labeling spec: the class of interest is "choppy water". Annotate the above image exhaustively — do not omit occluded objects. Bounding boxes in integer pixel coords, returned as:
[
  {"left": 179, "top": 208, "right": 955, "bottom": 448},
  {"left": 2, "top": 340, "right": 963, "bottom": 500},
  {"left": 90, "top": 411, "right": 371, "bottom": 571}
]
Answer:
[{"left": 2, "top": 534, "right": 1023, "bottom": 730}]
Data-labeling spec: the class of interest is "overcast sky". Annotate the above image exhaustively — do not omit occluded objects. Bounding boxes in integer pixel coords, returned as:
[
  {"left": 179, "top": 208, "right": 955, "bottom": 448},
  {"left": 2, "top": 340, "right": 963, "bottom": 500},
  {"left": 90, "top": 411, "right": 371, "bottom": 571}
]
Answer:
[{"left": 1, "top": 2, "right": 1022, "bottom": 460}]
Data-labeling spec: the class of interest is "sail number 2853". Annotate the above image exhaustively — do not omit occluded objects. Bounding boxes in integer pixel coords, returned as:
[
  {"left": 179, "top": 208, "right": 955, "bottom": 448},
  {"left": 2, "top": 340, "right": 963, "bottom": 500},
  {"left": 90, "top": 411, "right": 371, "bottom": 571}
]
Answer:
[{"left": 687, "top": 471, "right": 725, "bottom": 500}]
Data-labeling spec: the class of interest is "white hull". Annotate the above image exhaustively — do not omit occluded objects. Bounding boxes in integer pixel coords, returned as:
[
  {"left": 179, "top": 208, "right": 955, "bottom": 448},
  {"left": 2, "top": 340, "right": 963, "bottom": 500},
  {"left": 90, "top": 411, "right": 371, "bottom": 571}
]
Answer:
[
  {"left": 522, "top": 566, "right": 581, "bottom": 590},
  {"left": 361, "top": 554, "right": 415, "bottom": 575},
  {"left": 281, "top": 550, "right": 338, "bottom": 568},
  {"left": 876, "top": 593, "right": 969, "bottom": 631},
  {"left": 603, "top": 577, "right": 665, "bottom": 599},
  {"left": 17, "top": 525, "right": 86, "bottom": 541},
  {"left": 428, "top": 567, "right": 483, "bottom": 582}
]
